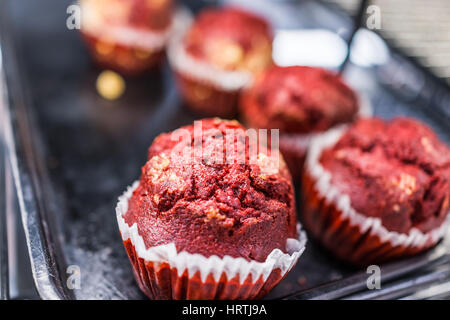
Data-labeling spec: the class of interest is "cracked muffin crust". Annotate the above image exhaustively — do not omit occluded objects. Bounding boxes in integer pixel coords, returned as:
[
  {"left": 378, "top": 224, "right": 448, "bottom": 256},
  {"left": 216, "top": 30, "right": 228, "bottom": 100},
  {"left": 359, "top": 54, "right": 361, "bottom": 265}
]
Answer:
[
  {"left": 123, "top": 118, "right": 297, "bottom": 262},
  {"left": 184, "top": 7, "right": 273, "bottom": 73},
  {"left": 240, "top": 65, "right": 361, "bottom": 180},
  {"left": 241, "top": 66, "right": 358, "bottom": 133},
  {"left": 82, "top": 0, "right": 174, "bottom": 31},
  {"left": 320, "top": 117, "right": 450, "bottom": 234}
]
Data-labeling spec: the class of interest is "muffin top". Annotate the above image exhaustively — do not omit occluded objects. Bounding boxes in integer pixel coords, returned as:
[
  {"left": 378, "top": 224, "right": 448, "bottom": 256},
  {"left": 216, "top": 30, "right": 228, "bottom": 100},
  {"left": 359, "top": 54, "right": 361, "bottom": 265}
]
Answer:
[
  {"left": 320, "top": 117, "right": 450, "bottom": 234},
  {"left": 124, "top": 118, "right": 297, "bottom": 261},
  {"left": 241, "top": 66, "right": 359, "bottom": 134},
  {"left": 81, "top": 0, "right": 173, "bottom": 31},
  {"left": 184, "top": 7, "right": 273, "bottom": 73}
]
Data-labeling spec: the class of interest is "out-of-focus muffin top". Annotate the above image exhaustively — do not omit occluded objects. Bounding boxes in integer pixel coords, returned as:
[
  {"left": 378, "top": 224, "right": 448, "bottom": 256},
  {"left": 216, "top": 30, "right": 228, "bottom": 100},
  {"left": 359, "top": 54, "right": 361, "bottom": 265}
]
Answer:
[
  {"left": 184, "top": 7, "right": 273, "bottom": 73},
  {"left": 81, "top": 0, "right": 173, "bottom": 31},
  {"left": 124, "top": 118, "right": 297, "bottom": 261},
  {"left": 320, "top": 117, "right": 450, "bottom": 234},
  {"left": 241, "top": 66, "right": 359, "bottom": 134}
]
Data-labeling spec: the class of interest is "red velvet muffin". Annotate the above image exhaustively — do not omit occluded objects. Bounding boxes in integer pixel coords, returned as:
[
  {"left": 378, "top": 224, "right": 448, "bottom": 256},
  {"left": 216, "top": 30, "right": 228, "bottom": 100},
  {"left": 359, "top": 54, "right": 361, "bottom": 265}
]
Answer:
[
  {"left": 240, "top": 65, "right": 370, "bottom": 180},
  {"left": 302, "top": 117, "right": 450, "bottom": 266},
  {"left": 168, "top": 7, "right": 273, "bottom": 117},
  {"left": 80, "top": 0, "right": 176, "bottom": 76},
  {"left": 116, "top": 118, "right": 306, "bottom": 299}
]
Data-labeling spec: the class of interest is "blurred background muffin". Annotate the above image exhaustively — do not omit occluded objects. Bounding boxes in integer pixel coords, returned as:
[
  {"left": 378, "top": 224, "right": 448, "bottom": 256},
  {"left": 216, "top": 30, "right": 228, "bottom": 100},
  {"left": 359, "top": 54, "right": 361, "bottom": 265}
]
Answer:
[
  {"left": 80, "top": 0, "right": 175, "bottom": 76},
  {"left": 240, "top": 65, "right": 369, "bottom": 180},
  {"left": 302, "top": 117, "right": 450, "bottom": 266},
  {"left": 168, "top": 6, "right": 273, "bottom": 118}
]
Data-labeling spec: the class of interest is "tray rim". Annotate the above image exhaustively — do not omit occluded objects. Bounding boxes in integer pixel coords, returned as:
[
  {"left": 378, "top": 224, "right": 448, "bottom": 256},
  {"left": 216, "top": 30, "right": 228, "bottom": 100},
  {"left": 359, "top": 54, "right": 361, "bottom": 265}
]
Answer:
[{"left": 0, "top": 9, "right": 74, "bottom": 300}]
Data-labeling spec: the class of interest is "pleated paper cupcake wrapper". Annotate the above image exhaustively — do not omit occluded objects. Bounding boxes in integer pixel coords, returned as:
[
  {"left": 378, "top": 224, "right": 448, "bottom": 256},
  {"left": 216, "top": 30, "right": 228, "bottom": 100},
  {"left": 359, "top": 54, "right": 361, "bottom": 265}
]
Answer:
[
  {"left": 80, "top": 32, "right": 166, "bottom": 76},
  {"left": 80, "top": 5, "right": 192, "bottom": 75},
  {"left": 116, "top": 181, "right": 307, "bottom": 300},
  {"left": 173, "top": 74, "right": 242, "bottom": 118},
  {"left": 278, "top": 93, "right": 372, "bottom": 181},
  {"left": 167, "top": 19, "right": 254, "bottom": 117},
  {"left": 302, "top": 126, "right": 450, "bottom": 266}
]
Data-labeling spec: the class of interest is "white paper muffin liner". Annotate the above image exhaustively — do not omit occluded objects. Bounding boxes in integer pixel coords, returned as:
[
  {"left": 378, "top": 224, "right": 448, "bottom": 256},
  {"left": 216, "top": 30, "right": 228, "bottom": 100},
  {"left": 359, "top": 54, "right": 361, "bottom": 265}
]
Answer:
[
  {"left": 167, "top": 20, "right": 254, "bottom": 92},
  {"left": 305, "top": 125, "right": 450, "bottom": 249},
  {"left": 116, "top": 181, "right": 306, "bottom": 286},
  {"left": 80, "top": 2, "right": 191, "bottom": 51}
]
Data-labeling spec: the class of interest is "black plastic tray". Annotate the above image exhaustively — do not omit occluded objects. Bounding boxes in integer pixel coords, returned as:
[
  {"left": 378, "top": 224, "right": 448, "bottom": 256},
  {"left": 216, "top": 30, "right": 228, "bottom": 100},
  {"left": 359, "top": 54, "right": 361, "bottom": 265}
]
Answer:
[{"left": 1, "top": 0, "right": 449, "bottom": 300}]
